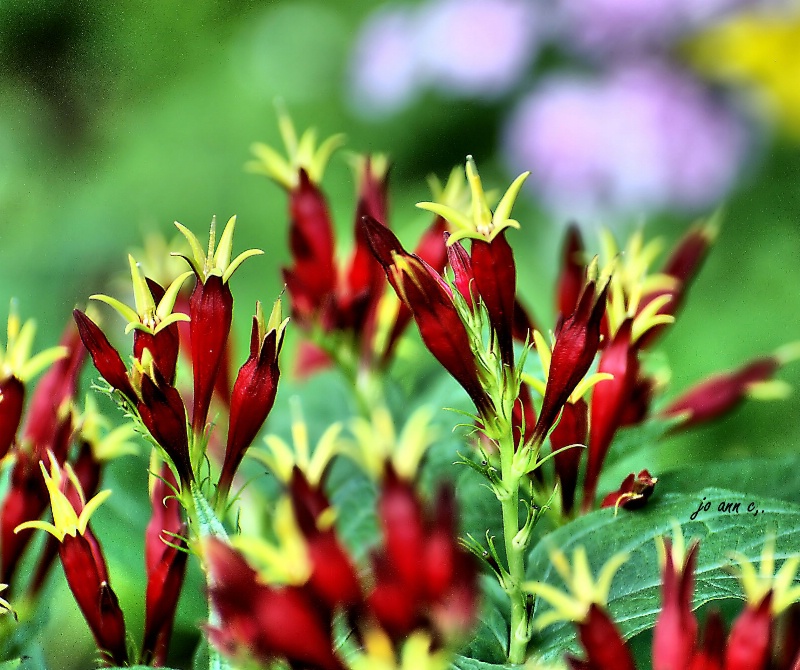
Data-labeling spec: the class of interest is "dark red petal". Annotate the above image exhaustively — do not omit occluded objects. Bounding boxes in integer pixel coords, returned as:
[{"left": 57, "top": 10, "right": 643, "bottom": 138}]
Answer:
[
  {"left": 447, "top": 235, "right": 475, "bottom": 307},
  {"left": 0, "top": 376, "right": 24, "bottom": 459},
  {"left": 556, "top": 225, "right": 586, "bottom": 319},
  {"left": 284, "top": 170, "right": 338, "bottom": 323},
  {"left": 73, "top": 310, "right": 136, "bottom": 401},
  {"left": 549, "top": 398, "right": 588, "bottom": 514},
  {"left": 188, "top": 276, "right": 233, "bottom": 433},
  {"left": 363, "top": 217, "right": 491, "bottom": 415},
  {"left": 577, "top": 604, "right": 637, "bottom": 670},
  {"left": 725, "top": 594, "right": 773, "bottom": 670},
  {"left": 142, "top": 523, "right": 188, "bottom": 666},
  {"left": 60, "top": 534, "right": 128, "bottom": 666},
  {"left": 139, "top": 375, "right": 192, "bottom": 484},
  {"left": 534, "top": 281, "right": 607, "bottom": 444},
  {"left": 652, "top": 539, "right": 699, "bottom": 670},
  {"left": 218, "top": 330, "right": 280, "bottom": 498},
  {"left": 471, "top": 233, "right": 517, "bottom": 367},
  {"left": 206, "top": 539, "right": 343, "bottom": 670},
  {"left": 584, "top": 320, "right": 638, "bottom": 510}
]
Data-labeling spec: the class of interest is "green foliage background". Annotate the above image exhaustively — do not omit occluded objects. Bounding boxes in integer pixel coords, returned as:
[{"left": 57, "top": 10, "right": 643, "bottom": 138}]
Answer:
[{"left": 0, "top": 1, "right": 798, "bottom": 669}]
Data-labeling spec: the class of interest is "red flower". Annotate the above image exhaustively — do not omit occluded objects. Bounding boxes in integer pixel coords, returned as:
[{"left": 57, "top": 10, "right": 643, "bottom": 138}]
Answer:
[
  {"left": 549, "top": 398, "right": 588, "bottom": 514},
  {"left": 362, "top": 216, "right": 492, "bottom": 416},
  {"left": 366, "top": 467, "right": 477, "bottom": 644},
  {"left": 0, "top": 376, "right": 24, "bottom": 460},
  {"left": 653, "top": 537, "right": 699, "bottom": 670},
  {"left": 567, "top": 604, "right": 637, "bottom": 670},
  {"left": 73, "top": 309, "right": 137, "bottom": 402},
  {"left": 584, "top": 319, "right": 638, "bottom": 510},
  {"left": 138, "top": 372, "right": 193, "bottom": 485},
  {"left": 556, "top": 225, "right": 587, "bottom": 320},
  {"left": 661, "top": 355, "right": 782, "bottom": 429},
  {"left": 205, "top": 538, "right": 345, "bottom": 670},
  {"left": 15, "top": 459, "right": 128, "bottom": 666},
  {"left": 471, "top": 231, "right": 518, "bottom": 367},
  {"left": 142, "top": 463, "right": 188, "bottom": 666},
  {"left": 288, "top": 469, "right": 362, "bottom": 613},
  {"left": 600, "top": 470, "right": 658, "bottom": 511},
  {"left": 218, "top": 302, "right": 286, "bottom": 500},
  {"left": 533, "top": 279, "right": 607, "bottom": 445},
  {"left": 174, "top": 216, "right": 263, "bottom": 434}
]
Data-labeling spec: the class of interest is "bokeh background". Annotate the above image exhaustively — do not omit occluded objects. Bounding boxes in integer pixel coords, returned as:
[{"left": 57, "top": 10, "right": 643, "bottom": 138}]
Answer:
[{"left": 1, "top": 1, "right": 799, "bottom": 667}]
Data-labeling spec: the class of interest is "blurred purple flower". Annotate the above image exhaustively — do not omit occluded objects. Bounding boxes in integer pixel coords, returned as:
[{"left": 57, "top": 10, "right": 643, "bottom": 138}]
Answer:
[
  {"left": 348, "top": 6, "right": 421, "bottom": 115},
  {"left": 558, "top": 0, "right": 755, "bottom": 57},
  {"left": 415, "top": 0, "right": 539, "bottom": 98},
  {"left": 348, "top": 0, "right": 540, "bottom": 116},
  {"left": 504, "top": 63, "right": 750, "bottom": 218}
]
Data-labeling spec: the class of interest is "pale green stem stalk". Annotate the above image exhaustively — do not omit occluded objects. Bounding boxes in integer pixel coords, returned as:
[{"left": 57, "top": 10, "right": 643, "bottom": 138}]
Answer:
[{"left": 497, "top": 430, "right": 529, "bottom": 664}]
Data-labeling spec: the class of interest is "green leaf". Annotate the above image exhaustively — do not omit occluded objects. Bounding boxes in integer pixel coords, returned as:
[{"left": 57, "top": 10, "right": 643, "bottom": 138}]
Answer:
[
  {"left": 526, "top": 488, "right": 800, "bottom": 662},
  {"left": 657, "top": 455, "right": 800, "bottom": 504},
  {"left": 0, "top": 660, "right": 22, "bottom": 669},
  {"left": 458, "top": 577, "right": 510, "bottom": 664}
]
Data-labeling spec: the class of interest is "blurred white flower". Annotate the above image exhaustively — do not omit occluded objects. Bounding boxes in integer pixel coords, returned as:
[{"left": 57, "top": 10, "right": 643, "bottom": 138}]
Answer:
[{"left": 504, "top": 63, "right": 750, "bottom": 219}]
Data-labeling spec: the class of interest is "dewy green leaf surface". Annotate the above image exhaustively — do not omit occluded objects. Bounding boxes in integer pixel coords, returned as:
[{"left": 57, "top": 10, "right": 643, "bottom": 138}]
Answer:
[{"left": 527, "top": 488, "right": 800, "bottom": 662}]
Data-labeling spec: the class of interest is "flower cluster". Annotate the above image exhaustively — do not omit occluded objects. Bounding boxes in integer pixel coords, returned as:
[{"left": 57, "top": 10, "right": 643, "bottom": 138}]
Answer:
[
  {"left": 529, "top": 530, "right": 800, "bottom": 670},
  {"left": 0, "top": 113, "right": 795, "bottom": 670},
  {"left": 206, "top": 463, "right": 477, "bottom": 670}
]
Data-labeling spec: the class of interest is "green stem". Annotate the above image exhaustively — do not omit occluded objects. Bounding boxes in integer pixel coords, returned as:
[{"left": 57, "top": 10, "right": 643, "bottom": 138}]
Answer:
[{"left": 497, "top": 431, "right": 530, "bottom": 665}]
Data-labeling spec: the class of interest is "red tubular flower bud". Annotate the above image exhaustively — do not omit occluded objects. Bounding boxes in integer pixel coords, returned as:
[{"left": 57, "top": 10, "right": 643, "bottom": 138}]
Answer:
[
  {"left": 584, "top": 319, "right": 638, "bottom": 511},
  {"left": 289, "top": 469, "right": 362, "bottom": 613},
  {"left": 381, "top": 218, "right": 449, "bottom": 365},
  {"left": 363, "top": 216, "right": 492, "bottom": 416},
  {"left": 73, "top": 310, "right": 137, "bottom": 402},
  {"left": 556, "top": 225, "right": 586, "bottom": 320},
  {"left": 653, "top": 538, "right": 699, "bottom": 670},
  {"left": 218, "top": 315, "right": 283, "bottom": 500},
  {"left": 534, "top": 280, "right": 607, "bottom": 445},
  {"left": 142, "top": 464, "right": 187, "bottom": 666},
  {"left": 1, "top": 453, "right": 48, "bottom": 584},
  {"left": 60, "top": 533, "right": 129, "bottom": 666},
  {"left": 573, "top": 604, "right": 637, "bottom": 670},
  {"left": 206, "top": 538, "right": 345, "bottom": 670},
  {"left": 549, "top": 398, "right": 588, "bottom": 514},
  {"left": 367, "top": 467, "right": 477, "bottom": 644},
  {"left": 661, "top": 356, "right": 780, "bottom": 429},
  {"left": 188, "top": 274, "right": 233, "bottom": 433},
  {"left": 471, "top": 232, "right": 517, "bottom": 367},
  {"left": 0, "top": 376, "right": 24, "bottom": 459},
  {"left": 22, "top": 320, "right": 85, "bottom": 459},
  {"left": 341, "top": 158, "right": 390, "bottom": 336},
  {"left": 285, "top": 170, "right": 338, "bottom": 324},
  {"left": 447, "top": 236, "right": 475, "bottom": 308},
  {"left": 138, "top": 374, "right": 193, "bottom": 485},
  {"left": 725, "top": 594, "right": 773, "bottom": 670}
]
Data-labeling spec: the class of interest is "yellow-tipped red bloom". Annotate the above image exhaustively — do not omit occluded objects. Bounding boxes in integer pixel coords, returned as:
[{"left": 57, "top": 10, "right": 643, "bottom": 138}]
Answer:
[{"left": 15, "top": 457, "right": 128, "bottom": 666}]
